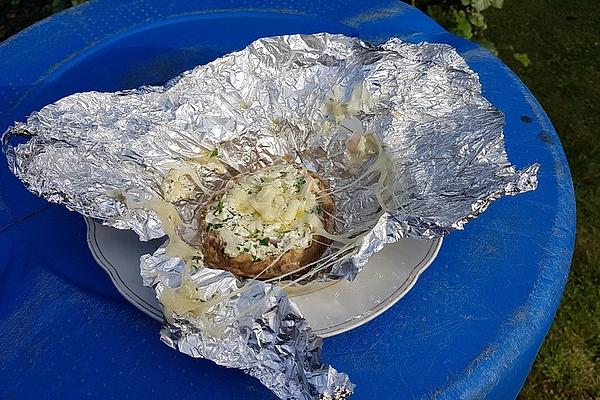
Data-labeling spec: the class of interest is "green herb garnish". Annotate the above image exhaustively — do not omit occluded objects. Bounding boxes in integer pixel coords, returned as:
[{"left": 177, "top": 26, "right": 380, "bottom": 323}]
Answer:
[
  {"left": 216, "top": 201, "right": 224, "bottom": 213},
  {"left": 295, "top": 177, "right": 306, "bottom": 191},
  {"left": 259, "top": 238, "right": 270, "bottom": 246},
  {"left": 210, "top": 148, "right": 219, "bottom": 157},
  {"left": 207, "top": 223, "right": 223, "bottom": 230}
]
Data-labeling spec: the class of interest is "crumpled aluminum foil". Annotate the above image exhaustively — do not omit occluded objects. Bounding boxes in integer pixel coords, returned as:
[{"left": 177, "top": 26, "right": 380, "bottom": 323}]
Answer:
[
  {"left": 3, "top": 33, "right": 538, "bottom": 399},
  {"left": 141, "top": 248, "right": 353, "bottom": 400}
]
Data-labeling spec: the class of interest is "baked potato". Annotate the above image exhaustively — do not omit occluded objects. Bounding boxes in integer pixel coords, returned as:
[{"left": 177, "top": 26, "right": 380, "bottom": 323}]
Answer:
[{"left": 196, "top": 164, "right": 335, "bottom": 279}]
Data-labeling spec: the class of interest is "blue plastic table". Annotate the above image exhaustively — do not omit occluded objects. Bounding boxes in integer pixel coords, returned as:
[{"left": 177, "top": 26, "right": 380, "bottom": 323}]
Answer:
[{"left": 0, "top": 1, "right": 575, "bottom": 399}]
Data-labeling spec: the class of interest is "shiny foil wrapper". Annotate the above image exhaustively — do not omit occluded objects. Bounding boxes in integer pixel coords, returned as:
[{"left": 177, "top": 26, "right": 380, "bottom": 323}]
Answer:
[{"left": 3, "top": 33, "right": 538, "bottom": 399}]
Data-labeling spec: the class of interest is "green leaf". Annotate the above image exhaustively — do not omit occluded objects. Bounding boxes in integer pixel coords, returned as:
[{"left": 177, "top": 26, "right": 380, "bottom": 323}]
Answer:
[
  {"left": 490, "top": 0, "right": 504, "bottom": 8},
  {"left": 424, "top": 0, "right": 500, "bottom": 53},
  {"left": 216, "top": 201, "right": 225, "bottom": 213},
  {"left": 210, "top": 148, "right": 219, "bottom": 157},
  {"left": 207, "top": 223, "right": 223, "bottom": 230},
  {"left": 513, "top": 52, "right": 532, "bottom": 67},
  {"left": 468, "top": 11, "right": 487, "bottom": 29},
  {"left": 259, "top": 238, "right": 269, "bottom": 246},
  {"left": 471, "top": 0, "right": 490, "bottom": 12},
  {"left": 451, "top": 9, "right": 474, "bottom": 39}
]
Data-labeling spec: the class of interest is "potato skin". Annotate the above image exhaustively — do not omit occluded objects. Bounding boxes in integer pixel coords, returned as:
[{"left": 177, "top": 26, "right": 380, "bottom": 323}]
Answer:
[{"left": 196, "top": 169, "right": 335, "bottom": 279}]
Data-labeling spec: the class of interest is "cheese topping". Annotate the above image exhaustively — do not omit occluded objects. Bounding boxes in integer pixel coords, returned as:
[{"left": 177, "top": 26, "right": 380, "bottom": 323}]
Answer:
[
  {"left": 160, "top": 148, "right": 226, "bottom": 203},
  {"left": 162, "top": 169, "right": 199, "bottom": 203},
  {"left": 324, "top": 82, "right": 374, "bottom": 123},
  {"left": 205, "top": 165, "right": 325, "bottom": 261}
]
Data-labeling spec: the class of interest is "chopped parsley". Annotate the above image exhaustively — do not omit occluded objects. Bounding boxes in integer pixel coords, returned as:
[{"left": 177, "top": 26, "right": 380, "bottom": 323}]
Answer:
[
  {"left": 210, "top": 148, "right": 219, "bottom": 157},
  {"left": 204, "top": 164, "right": 318, "bottom": 260},
  {"left": 295, "top": 177, "right": 306, "bottom": 191}
]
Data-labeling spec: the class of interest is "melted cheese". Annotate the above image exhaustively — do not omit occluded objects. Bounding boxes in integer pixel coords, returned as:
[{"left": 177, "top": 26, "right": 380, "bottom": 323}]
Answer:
[
  {"left": 160, "top": 147, "right": 227, "bottom": 203},
  {"left": 160, "top": 277, "right": 226, "bottom": 337},
  {"left": 121, "top": 191, "right": 201, "bottom": 264},
  {"left": 188, "top": 148, "right": 228, "bottom": 174},
  {"left": 324, "top": 82, "right": 374, "bottom": 123},
  {"left": 162, "top": 170, "right": 198, "bottom": 203},
  {"left": 205, "top": 165, "right": 324, "bottom": 260}
]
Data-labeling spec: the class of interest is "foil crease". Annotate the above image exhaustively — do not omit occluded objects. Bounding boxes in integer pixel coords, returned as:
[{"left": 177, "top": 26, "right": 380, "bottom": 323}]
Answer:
[{"left": 3, "top": 33, "right": 538, "bottom": 399}]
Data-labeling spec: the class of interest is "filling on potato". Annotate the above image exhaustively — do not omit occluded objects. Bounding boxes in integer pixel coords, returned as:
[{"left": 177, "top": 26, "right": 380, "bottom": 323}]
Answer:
[{"left": 204, "top": 165, "right": 325, "bottom": 261}]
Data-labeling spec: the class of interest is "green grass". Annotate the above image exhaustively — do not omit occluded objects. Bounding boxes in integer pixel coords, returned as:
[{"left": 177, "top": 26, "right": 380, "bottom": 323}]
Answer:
[{"left": 484, "top": 1, "right": 600, "bottom": 399}]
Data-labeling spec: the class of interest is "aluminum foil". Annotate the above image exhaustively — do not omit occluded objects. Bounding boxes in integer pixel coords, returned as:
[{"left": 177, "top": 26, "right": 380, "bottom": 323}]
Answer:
[
  {"left": 3, "top": 33, "right": 538, "bottom": 399},
  {"left": 141, "top": 249, "right": 353, "bottom": 400}
]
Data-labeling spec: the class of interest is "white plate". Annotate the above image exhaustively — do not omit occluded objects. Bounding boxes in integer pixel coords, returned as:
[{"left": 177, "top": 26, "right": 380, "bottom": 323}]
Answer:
[{"left": 85, "top": 218, "right": 442, "bottom": 337}]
